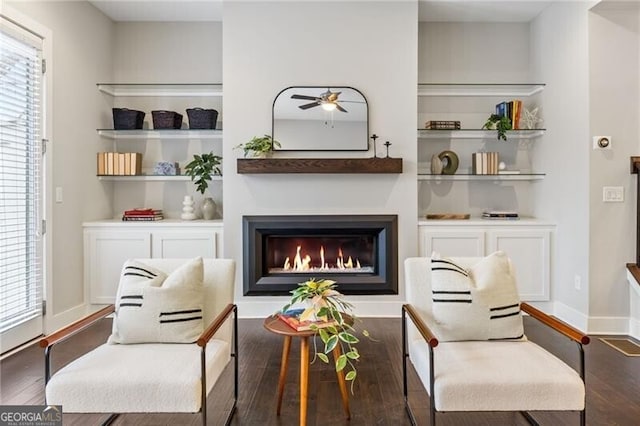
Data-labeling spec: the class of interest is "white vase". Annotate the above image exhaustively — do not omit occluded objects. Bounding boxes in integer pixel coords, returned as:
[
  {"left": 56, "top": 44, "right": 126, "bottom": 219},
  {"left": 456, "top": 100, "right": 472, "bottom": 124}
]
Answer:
[
  {"left": 181, "top": 195, "right": 197, "bottom": 220},
  {"left": 430, "top": 154, "right": 443, "bottom": 174},
  {"left": 201, "top": 197, "right": 216, "bottom": 220}
]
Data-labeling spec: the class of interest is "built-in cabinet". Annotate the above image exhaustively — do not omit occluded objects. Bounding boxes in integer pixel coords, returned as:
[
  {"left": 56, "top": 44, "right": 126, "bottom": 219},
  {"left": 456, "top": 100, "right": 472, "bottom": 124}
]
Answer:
[
  {"left": 84, "top": 221, "right": 223, "bottom": 304},
  {"left": 419, "top": 220, "right": 552, "bottom": 301}
]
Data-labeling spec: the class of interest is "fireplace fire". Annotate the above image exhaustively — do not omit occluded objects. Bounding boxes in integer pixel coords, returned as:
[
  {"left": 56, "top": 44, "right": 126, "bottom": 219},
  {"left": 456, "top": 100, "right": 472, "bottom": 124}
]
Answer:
[{"left": 242, "top": 215, "right": 397, "bottom": 295}]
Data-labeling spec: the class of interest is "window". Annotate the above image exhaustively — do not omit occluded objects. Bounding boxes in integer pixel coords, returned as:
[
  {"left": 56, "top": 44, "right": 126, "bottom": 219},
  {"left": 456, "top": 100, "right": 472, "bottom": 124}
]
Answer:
[{"left": 0, "top": 16, "right": 44, "bottom": 347}]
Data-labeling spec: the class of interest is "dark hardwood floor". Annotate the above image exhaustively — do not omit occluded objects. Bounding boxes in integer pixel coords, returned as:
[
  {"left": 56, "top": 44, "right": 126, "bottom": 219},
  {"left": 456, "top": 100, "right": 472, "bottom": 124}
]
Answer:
[{"left": 1, "top": 316, "right": 639, "bottom": 425}]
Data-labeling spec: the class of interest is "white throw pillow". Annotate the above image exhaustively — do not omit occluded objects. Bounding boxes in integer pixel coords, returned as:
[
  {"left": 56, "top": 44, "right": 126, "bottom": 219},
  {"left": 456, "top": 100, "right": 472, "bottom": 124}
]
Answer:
[
  {"left": 430, "top": 251, "right": 524, "bottom": 342},
  {"left": 109, "top": 257, "right": 204, "bottom": 344}
]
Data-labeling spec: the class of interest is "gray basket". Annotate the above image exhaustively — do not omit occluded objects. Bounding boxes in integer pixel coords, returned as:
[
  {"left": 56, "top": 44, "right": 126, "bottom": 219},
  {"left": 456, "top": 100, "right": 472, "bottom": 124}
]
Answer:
[
  {"left": 186, "top": 108, "right": 218, "bottom": 129},
  {"left": 152, "top": 110, "right": 183, "bottom": 129},
  {"left": 113, "top": 108, "right": 145, "bottom": 130}
]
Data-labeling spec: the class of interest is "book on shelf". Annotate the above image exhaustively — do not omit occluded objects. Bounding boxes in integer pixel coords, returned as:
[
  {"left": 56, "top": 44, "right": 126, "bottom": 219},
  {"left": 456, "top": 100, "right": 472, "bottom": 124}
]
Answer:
[
  {"left": 482, "top": 211, "right": 519, "bottom": 220},
  {"left": 277, "top": 308, "right": 338, "bottom": 332},
  {"left": 425, "top": 120, "right": 461, "bottom": 130},
  {"left": 472, "top": 152, "right": 499, "bottom": 175},
  {"left": 97, "top": 152, "right": 143, "bottom": 176},
  {"left": 122, "top": 216, "right": 164, "bottom": 221},
  {"left": 122, "top": 208, "right": 163, "bottom": 221}
]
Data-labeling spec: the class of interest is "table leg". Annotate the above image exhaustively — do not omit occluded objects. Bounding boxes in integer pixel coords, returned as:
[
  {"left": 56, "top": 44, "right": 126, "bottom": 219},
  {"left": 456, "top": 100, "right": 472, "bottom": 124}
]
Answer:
[
  {"left": 276, "top": 335, "right": 292, "bottom": 415},
  {"left": 300, "top": 336, "right": 309, "bottom": 426},
  {"left": 332, "top": 345, "right": 351, "bottom": 419}
]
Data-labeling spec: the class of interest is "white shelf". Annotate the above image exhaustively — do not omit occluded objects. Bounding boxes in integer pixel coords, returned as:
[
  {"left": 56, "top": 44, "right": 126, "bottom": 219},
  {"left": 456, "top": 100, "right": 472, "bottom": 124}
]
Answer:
[
  {"left": 417, "top": 83, "right": 545, "bottom": 97},
  {"left": 97, "top": 83, "right": 223, "bottom": 97},
  {"left": 418, "top": 129, "right": 545, "bottom": 140},
  {"left": 418, "top": 174, "right": 545, "bottom": 181},
  {"left": 97, "top": 175, "right": 222, "bottom": 182},
  {"left": 97, "top": 129, "right": 223, "bottom": 139}
]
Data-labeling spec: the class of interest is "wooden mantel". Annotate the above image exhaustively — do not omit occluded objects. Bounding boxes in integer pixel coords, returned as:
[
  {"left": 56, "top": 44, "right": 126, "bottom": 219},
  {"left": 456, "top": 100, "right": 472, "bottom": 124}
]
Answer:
[{"left": 236, "top": 157, "right": 403, "bottom": 174}]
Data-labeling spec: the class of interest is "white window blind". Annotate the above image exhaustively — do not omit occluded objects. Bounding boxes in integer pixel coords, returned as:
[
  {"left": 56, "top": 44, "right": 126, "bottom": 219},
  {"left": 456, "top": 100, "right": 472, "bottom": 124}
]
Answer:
[{"left": 0, "top": 18, "right": 43, "bottom": 334}]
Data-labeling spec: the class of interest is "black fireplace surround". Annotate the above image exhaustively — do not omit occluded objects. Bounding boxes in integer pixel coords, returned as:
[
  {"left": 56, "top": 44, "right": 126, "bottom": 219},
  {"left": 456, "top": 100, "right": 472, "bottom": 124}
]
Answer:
[{"left": 242, "top": 215, "right": 398, "bottom": 296}]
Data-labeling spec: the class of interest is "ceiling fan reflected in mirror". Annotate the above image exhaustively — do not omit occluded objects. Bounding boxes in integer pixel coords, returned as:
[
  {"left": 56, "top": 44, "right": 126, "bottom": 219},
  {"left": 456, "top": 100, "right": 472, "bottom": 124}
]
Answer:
[{"left": 291, "top": 88, "right": 361, "bottom": 113}]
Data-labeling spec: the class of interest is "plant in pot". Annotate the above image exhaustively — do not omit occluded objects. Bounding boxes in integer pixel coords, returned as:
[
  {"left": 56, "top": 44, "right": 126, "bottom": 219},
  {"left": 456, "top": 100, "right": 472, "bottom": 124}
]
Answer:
[
  {"left": 280, "top": 278, "right": 372, "bottom": 393},
  {"left": 482, "top": 114, "right": 512, "bottom": 141},
  {"left": 184, "top": 152, "right": 222, "bottom": 220},
  {"left": 235, "top": 134, "right": 281, "bottom": 158}
]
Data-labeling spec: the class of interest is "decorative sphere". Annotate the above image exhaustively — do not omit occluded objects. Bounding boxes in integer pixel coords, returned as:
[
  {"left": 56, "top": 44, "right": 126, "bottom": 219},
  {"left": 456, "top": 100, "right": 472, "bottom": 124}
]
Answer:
[{"left": 498, "top": 161, "right": 506, "bottom": 170}]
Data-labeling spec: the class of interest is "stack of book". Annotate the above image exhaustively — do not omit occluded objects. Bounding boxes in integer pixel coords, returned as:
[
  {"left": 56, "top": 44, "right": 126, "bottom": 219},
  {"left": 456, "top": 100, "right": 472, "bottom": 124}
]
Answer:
[
  {"left": 122, "top": 208, "right": 164, "bottom": 221},
  {"left": 425, "top": 120, "right": 461, "bottom": 130},
  {"left": 472, "top": 152, "right": 499, "bottom": 174},
  {"left": 482, "top": 211, "right": 519, "bottom": 220},
  {"left": 97, "top": 152, "right": 142, "bottom": 176},
  {"left": 495, "top": 100, "right": 522, "bottom": 129},
  {"left": 277, "top": 308, "right": 337, "bottom": 332}
]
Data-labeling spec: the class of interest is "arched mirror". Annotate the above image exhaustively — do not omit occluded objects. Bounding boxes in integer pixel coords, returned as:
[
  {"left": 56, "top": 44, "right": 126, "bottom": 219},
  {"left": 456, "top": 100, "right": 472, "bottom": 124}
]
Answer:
[{"left": 272, "top": 86, "right": 369, "bottom": 151}]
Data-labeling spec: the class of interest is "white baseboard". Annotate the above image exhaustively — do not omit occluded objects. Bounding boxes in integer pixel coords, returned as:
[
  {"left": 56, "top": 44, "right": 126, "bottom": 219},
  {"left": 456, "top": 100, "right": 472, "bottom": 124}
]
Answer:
[
  {"left": 45, "top": 302, "right": 102, "bottom": 334},
  {"left": 552, "top": 301, "right": 589, "bottom": 332},
  {"left": 587, "top": 316, "right": 629, "bottom": 335},
  {"left": 235, "top": 300, "right": 403, "bottom": 319}
]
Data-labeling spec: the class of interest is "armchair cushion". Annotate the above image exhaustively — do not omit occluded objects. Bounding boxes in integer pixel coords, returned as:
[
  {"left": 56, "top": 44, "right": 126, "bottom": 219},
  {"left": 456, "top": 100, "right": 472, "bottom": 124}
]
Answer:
[
  {"left": 109, "top": 257, "right": 204, "bottom": 344},
  {"left": 431, "top": 251, "right": 524, "bottom": 341}
]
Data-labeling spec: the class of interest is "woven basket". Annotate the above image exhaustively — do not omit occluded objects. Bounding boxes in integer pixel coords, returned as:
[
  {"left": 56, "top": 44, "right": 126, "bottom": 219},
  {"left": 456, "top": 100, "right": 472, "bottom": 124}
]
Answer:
[
  {"left": 152, "top": 110, "right": 183, "bottom": 129},
  {"left": 186, "top": 108, "right": 218, "bottom": 129},
  {"left": 112, "top": 108, "right": 145, "bottom": 130}
]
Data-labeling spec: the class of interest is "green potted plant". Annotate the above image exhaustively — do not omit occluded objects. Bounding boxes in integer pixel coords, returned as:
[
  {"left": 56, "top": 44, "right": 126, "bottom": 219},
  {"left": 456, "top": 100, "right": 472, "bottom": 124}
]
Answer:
[
  {"left": 482, "top": 114, "right": 512, "bottom": 141},
  {"left": 184, "top": 152, "right": 222, "bottom": 194},
  {"left": 281, "top": 278, "right": 371, "bottom": 393},
  {"left": 235, "top": 134, "right": 281, "bottom": 158}
]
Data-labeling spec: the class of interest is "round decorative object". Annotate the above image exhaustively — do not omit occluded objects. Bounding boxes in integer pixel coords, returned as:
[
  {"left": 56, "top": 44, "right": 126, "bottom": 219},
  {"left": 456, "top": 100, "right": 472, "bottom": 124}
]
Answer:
[
  {"left": 201, "top": 197, "right": 216, "bottom": 220},
  {"left": 499, "top": 161, "right": 506, "bottom": 171},
  {"left": 430, "top": 154, "right": 443, "bottom": 174},
  {"left": 181, "top": 195, "right": 197, "bottom": 220},
  {"left": 438, "top": 150, "right": 459, "bottom": 175}
]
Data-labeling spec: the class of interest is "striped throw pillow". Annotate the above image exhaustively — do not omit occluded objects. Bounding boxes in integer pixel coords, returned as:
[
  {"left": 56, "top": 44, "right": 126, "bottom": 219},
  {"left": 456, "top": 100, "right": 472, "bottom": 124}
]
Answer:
[
  {"left": 431, "top": 251, "right": 524, "bottom": 342},
  {"left": 109, "top": 257, "right": 204, "bottom": 344}
]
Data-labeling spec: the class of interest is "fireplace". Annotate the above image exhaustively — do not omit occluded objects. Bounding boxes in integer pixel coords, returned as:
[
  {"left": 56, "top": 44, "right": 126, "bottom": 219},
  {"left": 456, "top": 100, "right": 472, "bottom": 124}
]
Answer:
[{"left": 242, "top": 215, "right": 398, "bottom": 295}]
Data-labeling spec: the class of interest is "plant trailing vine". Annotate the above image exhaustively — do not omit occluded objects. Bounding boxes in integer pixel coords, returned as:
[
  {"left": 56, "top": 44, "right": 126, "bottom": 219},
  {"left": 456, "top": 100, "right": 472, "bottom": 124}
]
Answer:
[
  {"left": 281, "top": 278, "right": 372, "bottom": 393},
  {"left": 184, "top": 152, "right": 222, "bottom": 194},
  {"left": 234, "top": 134, "right": 281, "bottom": 157},
  {"left": 482, "top": 114, "right": 512, "bottom": 141}
]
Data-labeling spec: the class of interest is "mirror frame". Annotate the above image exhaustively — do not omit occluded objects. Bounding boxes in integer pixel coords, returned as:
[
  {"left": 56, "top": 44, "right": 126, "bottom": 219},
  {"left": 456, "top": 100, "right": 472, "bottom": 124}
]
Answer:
[{"left": 271, "top": 85, "right": 369, "bottom": 152}]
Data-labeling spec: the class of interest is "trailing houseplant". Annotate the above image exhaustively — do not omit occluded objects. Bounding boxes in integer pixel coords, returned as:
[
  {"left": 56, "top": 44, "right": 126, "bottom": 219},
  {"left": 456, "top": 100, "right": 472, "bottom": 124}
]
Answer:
[
  {"left": 281, "top": 278, "right": 371, "bottom": 393},
  {"left": 235, "top": 134, "right": 281, "bottom": 157},
  {"left": 482, "top": 114, "right": 512, "bottom": 141},
  {"left": 184, "top": 152, "right": 222, "bottom": 194}
]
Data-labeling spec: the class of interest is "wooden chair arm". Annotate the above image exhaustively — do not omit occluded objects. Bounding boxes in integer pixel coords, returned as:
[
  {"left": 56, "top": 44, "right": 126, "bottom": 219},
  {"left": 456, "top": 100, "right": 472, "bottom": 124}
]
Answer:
[
  {"left": 402, "top": 304, "right": 439, "bottom": 348},
  {"left": 197, "top": 303, "right": 236, "bottom": 347},
  {"left": 521, "top": 302, "right": 590, "bottom": 345},
  {"left": 40, "top": 305, "right": 115, "bottom": 348}
]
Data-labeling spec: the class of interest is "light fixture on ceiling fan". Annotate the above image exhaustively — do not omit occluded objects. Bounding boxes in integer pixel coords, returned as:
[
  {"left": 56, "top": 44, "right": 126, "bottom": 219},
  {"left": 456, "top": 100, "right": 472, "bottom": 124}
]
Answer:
[{"left": 291, "top": 89, "right": 349, "bottom": 113}]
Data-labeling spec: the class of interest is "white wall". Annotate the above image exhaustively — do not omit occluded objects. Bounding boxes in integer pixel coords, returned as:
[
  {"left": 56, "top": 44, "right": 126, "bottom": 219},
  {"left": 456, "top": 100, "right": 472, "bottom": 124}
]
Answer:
[
  {"left": 530, "top": 2, "right": 594, "bottom": 329},
  {"left": 223, "top": 1, "right": 418, "bottom": 317},
  {"left": 589, "top": 2, "right": 640, "bottom": 332},
  {"left": 5, "top": 1, "right": 115, "bottom": 330}
]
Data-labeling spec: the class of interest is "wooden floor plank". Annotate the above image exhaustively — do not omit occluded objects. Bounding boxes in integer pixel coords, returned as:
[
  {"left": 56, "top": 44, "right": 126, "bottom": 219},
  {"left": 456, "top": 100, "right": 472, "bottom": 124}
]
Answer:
[{"left": 1, "top": 317, "right": 639, "bottom": 425}]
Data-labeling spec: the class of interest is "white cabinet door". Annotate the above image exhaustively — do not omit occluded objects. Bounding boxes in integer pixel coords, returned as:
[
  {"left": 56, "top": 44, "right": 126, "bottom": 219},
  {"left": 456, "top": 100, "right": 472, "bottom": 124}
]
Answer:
[
  {"left": 151, "top": 230, "right": 220, "bottom": 259},
  {"left": 85, "top": 231, "right": 151, "bottom": 304},
  {"left": 488, "top": 229, "right": 550, "bottom": 301},
  {"left": 419, "top": 228, "right": 485, "bottom": 257}
]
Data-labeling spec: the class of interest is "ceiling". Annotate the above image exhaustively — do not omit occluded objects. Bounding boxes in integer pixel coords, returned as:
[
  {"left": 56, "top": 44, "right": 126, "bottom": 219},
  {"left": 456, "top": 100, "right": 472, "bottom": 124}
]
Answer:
[{"left": 88, "top": 0, "right": 553, "bottom": 23}]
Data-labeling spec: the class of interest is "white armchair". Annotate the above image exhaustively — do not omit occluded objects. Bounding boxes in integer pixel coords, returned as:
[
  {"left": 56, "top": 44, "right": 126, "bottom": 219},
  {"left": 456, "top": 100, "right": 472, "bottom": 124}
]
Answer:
[
  {"left": 40, "top": 258, "right": 237, "bottom": 426},
  {"left": 402, "top": 256, "right": 589, "bottom": 425}
]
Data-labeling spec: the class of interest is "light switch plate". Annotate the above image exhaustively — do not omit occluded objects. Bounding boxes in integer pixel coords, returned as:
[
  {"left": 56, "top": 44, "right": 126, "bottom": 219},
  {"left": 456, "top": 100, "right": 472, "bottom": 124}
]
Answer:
[{"left": 603, "top": 186, "right": 623, "bottom": 202}]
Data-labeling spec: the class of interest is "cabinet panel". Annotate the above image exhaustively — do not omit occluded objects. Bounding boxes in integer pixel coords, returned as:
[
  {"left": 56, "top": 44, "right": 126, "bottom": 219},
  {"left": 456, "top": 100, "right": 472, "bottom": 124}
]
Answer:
[
  {"left": 487, "top": 229, "right": 550, "bottom": 301},
  {"left": 151, "top": 230, "right": 219, "bottom": 258},
  {"left": 419, "top": 228, "right": 485, "bottom": 257},
  {"left": 85, "top": 231, "right": 151, "bottom": 304}
]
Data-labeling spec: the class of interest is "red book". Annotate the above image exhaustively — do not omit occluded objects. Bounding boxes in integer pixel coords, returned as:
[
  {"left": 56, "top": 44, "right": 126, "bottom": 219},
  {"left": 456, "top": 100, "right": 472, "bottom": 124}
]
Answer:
[
  {"left": 277, "top": 309, "right": 337, "bottom": 332},
  {"left": 123, "top": 208, "right": 161, "bottom": 216}
]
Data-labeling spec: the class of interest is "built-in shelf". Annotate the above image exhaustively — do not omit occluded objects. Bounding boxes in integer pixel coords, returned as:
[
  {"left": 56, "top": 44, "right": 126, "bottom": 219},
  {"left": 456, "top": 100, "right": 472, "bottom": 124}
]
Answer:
[
  {"left": 417, "top": 129, "right": 545, "bottom": 139},
  {"left": 97, "top": 83, "right": 223, "bottom": 97},
  {"left": 417, "top": 83, "right": 545, "bottom": 97},
  {"left": 237, "top": 157, "right": 403, "bottom": 174},
  {"left": 418, "top": 174, "right": 545, "bottom": 181},
  {"left": 97, "top": 175, "right": 222, "bottom": 182},
  {"left": 97, "top": 129, "right": 223, "bottom": 139}
]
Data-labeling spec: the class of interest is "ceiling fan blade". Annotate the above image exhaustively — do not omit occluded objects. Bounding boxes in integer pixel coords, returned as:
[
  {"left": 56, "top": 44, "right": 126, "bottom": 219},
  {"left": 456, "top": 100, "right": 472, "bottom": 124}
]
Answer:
[
  {"left": 336, "top": 104, "right": 348, "bottom": 113},
  {"left": 299, "top": 101, "right": 320, "bottom": 110},
  {"left": 338, "top": 100, "right": 365, "bottom": 103},
  {"left": 291, "top": 94, "right": 318, "bottom": 101}
]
